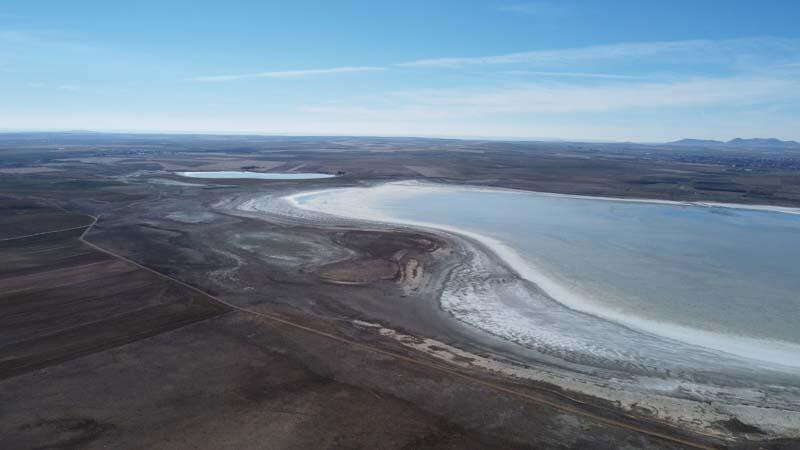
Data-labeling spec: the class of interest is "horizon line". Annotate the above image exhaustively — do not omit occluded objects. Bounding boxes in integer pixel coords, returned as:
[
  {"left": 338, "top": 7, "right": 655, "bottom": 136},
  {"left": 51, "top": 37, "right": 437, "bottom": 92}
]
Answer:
[{"left": 1, "top": 127, "right": 798, "bottom": 145}]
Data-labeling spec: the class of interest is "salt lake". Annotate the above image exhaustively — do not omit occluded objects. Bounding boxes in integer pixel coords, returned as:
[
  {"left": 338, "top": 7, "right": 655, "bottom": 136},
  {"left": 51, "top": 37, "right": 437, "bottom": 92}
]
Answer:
[{"left": 289, "top": 181, "right": 800, "bottom": 371}]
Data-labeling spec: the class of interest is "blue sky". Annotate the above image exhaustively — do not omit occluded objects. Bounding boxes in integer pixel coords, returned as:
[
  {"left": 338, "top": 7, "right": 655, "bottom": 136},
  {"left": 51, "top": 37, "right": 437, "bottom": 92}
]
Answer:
[{"left": 2, "top": 1, "right": 799, "bottom": 141}]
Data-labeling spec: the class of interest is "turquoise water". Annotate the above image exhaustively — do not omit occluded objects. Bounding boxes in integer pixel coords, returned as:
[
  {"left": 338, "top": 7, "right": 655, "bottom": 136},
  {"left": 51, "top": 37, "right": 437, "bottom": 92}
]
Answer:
[{"left": 178, "top": 171, "right": 335, "bottom": 179}]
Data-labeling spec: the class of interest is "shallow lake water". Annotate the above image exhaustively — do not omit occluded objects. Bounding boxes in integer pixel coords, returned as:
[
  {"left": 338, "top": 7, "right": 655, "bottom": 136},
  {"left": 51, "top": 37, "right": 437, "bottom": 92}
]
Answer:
[
  {"left": 291, "top": 181, "right": 800, "bottom": 371},
  {"left": 177, "top": 171, "right": 335, "bottom": 180}
]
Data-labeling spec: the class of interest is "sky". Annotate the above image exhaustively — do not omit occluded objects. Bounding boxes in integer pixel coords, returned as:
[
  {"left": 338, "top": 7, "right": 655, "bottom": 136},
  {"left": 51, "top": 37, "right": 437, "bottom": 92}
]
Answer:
[{"left": 1, "top": 0, "right": 800, "bottom": 142}]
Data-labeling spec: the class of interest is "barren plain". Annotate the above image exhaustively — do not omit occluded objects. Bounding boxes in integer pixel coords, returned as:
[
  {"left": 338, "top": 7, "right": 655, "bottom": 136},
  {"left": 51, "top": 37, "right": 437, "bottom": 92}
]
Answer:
[{"left": 2, "top": 132, "right": 799, "bottom": 449}]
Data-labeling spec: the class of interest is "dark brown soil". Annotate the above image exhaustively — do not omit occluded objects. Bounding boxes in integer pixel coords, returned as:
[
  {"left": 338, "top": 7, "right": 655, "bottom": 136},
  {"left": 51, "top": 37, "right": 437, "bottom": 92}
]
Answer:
[{"left": 0, "top": 210, "right": 228, "bottom": 380}]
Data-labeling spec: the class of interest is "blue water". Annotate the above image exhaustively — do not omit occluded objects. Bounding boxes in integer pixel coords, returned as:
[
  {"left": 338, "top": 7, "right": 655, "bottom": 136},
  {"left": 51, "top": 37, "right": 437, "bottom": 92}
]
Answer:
[
  {"left": 299, "top": 183, "right": 800, "bottom": 349},
  {"left": 178, "top": 171, "right": 335, "bottom": 180},
  {"left": 385, "top": 189, "right": 800, "bottom": 344}
]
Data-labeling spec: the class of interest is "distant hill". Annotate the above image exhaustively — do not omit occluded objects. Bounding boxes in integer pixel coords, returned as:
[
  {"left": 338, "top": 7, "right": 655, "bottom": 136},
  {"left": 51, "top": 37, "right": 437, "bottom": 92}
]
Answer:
[
  {"left": 727, "top": 138, "right": 800, "bottom": 148},
  {"left": 668, "top": 138, "right": 800, "bottom": 150},
  {"left": 669, "top": 139, "right": 725, "bottom": 147}
]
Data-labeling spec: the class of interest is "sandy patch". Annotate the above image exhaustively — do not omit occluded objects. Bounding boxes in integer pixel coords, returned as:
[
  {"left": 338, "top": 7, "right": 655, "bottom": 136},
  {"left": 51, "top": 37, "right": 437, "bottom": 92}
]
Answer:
[{"left": 319, "top": 259, "right": 398, "bottom": 285}]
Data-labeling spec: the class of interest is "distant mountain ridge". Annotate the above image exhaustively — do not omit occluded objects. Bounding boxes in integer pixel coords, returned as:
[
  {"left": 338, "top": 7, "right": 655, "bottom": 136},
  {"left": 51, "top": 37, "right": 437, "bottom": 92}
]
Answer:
[{"left": 668, "top": 137, "right": 800, "bottom": 149}]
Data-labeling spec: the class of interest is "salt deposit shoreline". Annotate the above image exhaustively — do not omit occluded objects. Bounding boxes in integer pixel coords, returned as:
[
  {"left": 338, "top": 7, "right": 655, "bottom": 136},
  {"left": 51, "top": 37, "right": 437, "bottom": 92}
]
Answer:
[
  {"left": 233, "top": 182, "right": 800, "bottom": 440},
  {"left": 285, "top": 180, "right": 800, "bottom": 369}
]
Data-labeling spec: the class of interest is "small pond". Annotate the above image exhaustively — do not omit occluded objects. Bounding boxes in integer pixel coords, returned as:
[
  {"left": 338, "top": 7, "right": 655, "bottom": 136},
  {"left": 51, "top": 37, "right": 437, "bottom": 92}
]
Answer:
[{"left": 177, "top": 171, "right": 335, "bottom": 180}]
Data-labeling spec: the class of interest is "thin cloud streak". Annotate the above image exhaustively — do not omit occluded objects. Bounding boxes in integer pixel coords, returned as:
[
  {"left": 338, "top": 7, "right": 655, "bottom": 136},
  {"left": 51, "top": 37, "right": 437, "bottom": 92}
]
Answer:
[
  {"left": 189, "top": 66, "right": 385, "bottom": 81},
  {"left": 308, "top": 75, "right": 800, "bottom": 116},
  {"left": 401, "top": 77, "right": 799, "bottom": 113},
  {"left": 185, "top": 37, "right": 800, "bottom": 83},
  {"left": 501, "top": 70, "right": 646, "bottom": 79},
  {"left": 0, "top": 30, "right": 33, "bottom": 42},
  {"left": 397, "top": 37, "right": 800, "bottom": 68}
]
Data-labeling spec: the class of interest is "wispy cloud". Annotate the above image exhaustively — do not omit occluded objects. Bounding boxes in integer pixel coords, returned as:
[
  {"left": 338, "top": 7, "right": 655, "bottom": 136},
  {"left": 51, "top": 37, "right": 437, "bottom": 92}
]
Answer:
[
  {"left": 397, "top": 37, "right": 800, "bottom": 68},
  {"left": 24, "top": 82, "right": 78, "bottom": 90},
  {"left": 307, "top": 75, "right": 800, "bottom": 117},
  {"left": 185, "top": 37, "right": 800, "bottom": 85},
  {"left": 501, "top": 70, "right": 645, "bottom": 79},
  {"left": 405, "top": 76, "right": 800, "bottom": 113},
  {"left": 0, "top": 30, "right": 33, "bottom": 42},
  {"left": 188, "top": 66, "right": 385, "bottom": 81}
]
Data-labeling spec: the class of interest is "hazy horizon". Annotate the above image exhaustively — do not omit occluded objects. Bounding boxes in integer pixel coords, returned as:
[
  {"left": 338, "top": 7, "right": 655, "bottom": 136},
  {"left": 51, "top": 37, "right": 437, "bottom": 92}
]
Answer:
[{"left": 2, "top": 127, "right": 798, "bottom": 146}]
